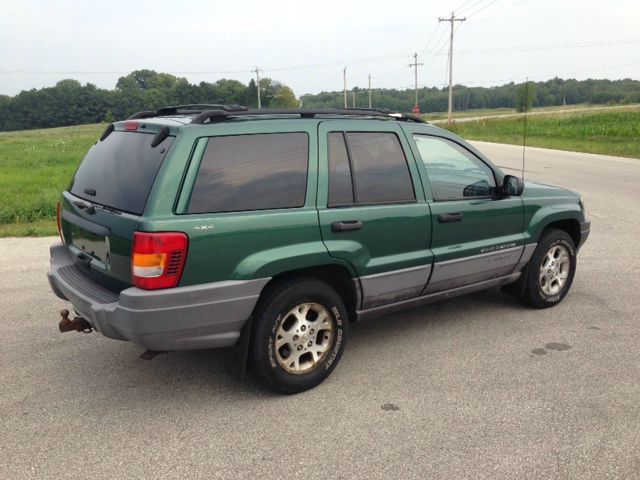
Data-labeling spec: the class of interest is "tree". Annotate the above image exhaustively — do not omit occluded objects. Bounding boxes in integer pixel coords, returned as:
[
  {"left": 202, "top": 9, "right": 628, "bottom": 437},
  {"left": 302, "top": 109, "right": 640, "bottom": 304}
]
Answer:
[
  {"left": 269, "top": 85, "right": 299, "bottom": 108},
  {"left": 115, "top": 69, "right": 160, "bottom": 91},
  {"left": 515, "top": 81, "right": 536, "bottom": 112},
  {"left": 3, "top": 74, "right": 640, "bottom": 132}
]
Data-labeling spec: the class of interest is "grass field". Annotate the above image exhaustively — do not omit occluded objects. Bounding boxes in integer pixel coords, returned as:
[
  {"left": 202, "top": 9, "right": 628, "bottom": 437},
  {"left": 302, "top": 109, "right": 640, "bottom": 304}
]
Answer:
[
  {"left": 423, "top": 103, "right": 638, "bottom": 121},
  {"left": 0, "top": 105, "right": 638, "bottom": 237},
  {"left": 442, "top": 106, "right": 640, "bottom": 159},
  {"left": 0, "top": 124, "right": 103, "bottom": 236}
]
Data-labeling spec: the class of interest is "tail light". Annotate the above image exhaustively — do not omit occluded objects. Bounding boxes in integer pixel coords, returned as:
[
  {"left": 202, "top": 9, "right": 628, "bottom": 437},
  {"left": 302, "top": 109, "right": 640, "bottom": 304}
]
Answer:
[
  {"left": 56, "top": 202, "right": 65, "bottom": 244},
  {"left": 132, "top": 232, "right": 188, "bottom": 290}
]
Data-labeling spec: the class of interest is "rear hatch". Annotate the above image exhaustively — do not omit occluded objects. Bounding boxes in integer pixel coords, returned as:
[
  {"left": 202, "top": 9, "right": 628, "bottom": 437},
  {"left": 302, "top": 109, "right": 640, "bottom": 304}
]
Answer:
[{"left": 59, "top": 124, "right": 174, "bottom": 292}]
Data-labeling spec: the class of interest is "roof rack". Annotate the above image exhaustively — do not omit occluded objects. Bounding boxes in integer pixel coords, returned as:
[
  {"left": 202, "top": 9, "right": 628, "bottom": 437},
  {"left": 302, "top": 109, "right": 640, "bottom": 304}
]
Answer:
[
  {"left": 127, "top": 104, "right": 248, "bottom": 120},
  {"left": 189, "top": 107, "right": 427, "bottom": 124}
]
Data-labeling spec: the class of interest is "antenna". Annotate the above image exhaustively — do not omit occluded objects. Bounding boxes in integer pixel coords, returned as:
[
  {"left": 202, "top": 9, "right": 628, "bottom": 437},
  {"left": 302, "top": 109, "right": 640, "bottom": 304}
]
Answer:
[{"left": 522, "top": 77, "right": 528, "bottom": 181}]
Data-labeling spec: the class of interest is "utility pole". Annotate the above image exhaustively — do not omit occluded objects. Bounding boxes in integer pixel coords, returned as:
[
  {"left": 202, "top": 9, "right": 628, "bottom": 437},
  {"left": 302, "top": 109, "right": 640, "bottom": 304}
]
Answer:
[
  {"left": 254, "top": 67, "right": 262, "bottom": 109},
  {"left": 343, "top": 67, "right": 347, "bottom": 108},
  {"left": 408, "top": 53, "right": 423, "bottom": 113},
  {"left": 368, "top": 74, "right": 372, "bottom": 108},
  {"left": 439, "top": 12, "right": 466, "bottom": 123},
  {"left": 352, "top": 90, "right": 355, "bottom": 108}
]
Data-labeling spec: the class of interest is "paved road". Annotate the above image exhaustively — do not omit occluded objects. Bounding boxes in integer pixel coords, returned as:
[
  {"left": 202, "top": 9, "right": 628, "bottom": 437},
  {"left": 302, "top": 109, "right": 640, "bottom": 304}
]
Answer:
[{"left": 1, "top": 143, "right": 639, "bottom": 479}]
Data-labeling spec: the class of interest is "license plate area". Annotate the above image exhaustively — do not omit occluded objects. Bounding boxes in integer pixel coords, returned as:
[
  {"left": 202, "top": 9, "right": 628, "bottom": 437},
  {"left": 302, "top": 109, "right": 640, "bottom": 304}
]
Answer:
[{"left": 69, "top": 224, "right": 108, "bottom": 265}]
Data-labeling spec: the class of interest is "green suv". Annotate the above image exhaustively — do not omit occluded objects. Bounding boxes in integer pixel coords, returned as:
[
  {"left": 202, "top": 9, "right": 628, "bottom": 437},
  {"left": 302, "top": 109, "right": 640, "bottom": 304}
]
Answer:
[{"left": 48, "top": 105, "right": 590, "bottom": 393}]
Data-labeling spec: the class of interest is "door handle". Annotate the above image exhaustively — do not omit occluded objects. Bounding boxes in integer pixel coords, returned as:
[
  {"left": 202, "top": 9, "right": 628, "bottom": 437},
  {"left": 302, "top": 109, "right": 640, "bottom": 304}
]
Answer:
[
  {"left": 438, "top": 212, "right": 463, "bottom": 223},
  {"left": 331, "top": 220, "right": 363, "bottom": 232}
]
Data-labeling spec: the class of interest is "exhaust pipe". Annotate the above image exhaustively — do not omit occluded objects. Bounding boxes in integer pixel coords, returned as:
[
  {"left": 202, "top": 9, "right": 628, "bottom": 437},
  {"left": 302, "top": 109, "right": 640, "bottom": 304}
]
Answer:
[{"left": 59, "top": 309, "right": 93, "bottom": 333}]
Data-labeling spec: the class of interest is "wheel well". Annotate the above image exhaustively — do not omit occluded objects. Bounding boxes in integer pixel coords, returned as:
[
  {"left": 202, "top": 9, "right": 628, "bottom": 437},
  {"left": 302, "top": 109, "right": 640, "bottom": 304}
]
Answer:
[
  {"left": 260, "top": 265, "right": 359, "bottom": 320},
  {"left": 543, "top": 219, "right": 580, "bottom": 247}
]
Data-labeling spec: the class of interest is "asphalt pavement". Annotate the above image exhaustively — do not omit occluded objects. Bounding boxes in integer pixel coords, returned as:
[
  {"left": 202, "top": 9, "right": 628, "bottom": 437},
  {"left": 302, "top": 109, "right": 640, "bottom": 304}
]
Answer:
[{"left": 1, "top": 142, "right": 639, "bottom": 479}]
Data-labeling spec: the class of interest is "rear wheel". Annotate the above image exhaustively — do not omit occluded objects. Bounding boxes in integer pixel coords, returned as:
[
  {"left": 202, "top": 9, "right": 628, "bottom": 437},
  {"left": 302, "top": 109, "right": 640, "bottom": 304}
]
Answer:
[
  {"left": 251, "top": 278, "right": 348, "bottom": 394},
  {"left": 521, "top": 228, "right": 577, "bottom": 308}
]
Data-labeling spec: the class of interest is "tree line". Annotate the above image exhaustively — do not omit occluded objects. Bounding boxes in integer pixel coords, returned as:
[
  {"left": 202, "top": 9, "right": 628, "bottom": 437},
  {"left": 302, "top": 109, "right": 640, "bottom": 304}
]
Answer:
[
  {"left": 301, "top": 77, "right": 640, "bottom": 113},
  {"left": 0, "top": 71, "right": 639, "bottom": 131},
  {"left": 0, "top": 69, "right": 298, "bottom": 131}
]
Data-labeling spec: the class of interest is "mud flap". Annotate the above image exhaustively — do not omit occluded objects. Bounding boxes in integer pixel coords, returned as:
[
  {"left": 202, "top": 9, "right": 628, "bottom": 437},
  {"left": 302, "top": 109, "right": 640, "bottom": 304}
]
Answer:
[
  {"left": 502, "top": 263, "right": 529, "bottom": 298},
  {"left": 227, "top": 316, "right": 254, "bottom": 379}
]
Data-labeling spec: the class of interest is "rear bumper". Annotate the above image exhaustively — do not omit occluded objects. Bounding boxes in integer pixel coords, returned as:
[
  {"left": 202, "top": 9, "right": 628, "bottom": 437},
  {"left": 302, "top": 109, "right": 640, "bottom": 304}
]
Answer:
[
  {"left": 47, "top": 243, "right": 269, "bottom": 351},
  {"left": 578, "top": 220, "right": 591, "bottom": 251}
]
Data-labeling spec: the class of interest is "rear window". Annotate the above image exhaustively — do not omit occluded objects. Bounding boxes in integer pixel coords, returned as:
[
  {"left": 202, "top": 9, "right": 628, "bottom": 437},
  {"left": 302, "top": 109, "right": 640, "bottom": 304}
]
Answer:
[
  {"left": 188, "top": 132, "right": 309, "bottom": 214},
  {"left": 70, "top": 131, "right": 173, "bottom": 215}
]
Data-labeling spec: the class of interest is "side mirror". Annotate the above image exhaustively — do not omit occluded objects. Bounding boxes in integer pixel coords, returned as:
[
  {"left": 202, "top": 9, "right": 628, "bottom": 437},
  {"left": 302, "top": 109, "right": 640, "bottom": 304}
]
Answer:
[{"left": 500, "top": 175, "right": 524, "bottom": 196}]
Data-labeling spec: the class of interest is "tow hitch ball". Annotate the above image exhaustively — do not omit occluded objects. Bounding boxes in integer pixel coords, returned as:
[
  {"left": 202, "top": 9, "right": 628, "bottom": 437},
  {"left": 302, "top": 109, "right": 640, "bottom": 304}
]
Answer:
[{"left": 58, "top": 309, "right": 93, "bottom": 334}]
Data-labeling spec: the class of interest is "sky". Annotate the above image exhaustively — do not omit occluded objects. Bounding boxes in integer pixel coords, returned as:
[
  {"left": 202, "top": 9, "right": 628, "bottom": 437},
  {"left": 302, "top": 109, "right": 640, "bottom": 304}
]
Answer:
[{"left": 1, "top": 0, "right": 639, "bottom": 97}]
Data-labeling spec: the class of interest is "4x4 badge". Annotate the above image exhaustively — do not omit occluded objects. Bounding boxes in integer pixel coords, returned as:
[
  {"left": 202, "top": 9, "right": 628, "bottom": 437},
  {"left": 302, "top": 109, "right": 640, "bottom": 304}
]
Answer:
[{"left": 194, "top": 225, "right": 215, "bottom": 231}]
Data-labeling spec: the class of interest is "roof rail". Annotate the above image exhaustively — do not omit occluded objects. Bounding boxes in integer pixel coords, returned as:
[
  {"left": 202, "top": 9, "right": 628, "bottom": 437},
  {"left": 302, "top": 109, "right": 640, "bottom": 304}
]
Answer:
[
  {"left": 190, "top": 108, "right": 427, "bottom": 124},
  {"left": 127, "top": 104, "right": 248, "bottom": 120}
]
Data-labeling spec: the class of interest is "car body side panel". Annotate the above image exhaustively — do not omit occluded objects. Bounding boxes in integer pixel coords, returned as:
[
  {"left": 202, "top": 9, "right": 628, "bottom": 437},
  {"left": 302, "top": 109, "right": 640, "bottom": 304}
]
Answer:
[
  {"left": 141, "top": 120, "right": 342, "bottom": 285},
  {"left": 521, "top": 181, "right": 585, "bottom": 242}
]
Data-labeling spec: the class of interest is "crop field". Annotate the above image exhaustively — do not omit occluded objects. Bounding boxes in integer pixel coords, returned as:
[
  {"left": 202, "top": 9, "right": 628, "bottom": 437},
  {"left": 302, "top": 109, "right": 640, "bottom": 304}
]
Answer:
[
  {"left": 0, "top": 106, "right": 638, "bottom": 237},
  {"left": 442, "top": 107, "right": 640, "bottom": 159}
]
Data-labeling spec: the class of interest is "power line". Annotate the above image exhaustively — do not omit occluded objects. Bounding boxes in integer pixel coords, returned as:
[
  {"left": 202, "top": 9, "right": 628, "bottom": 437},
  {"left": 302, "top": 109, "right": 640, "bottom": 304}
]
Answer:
[
  {"left": 430, "top": 24, "right": 453, "bottom": 55},
  {"left": 0, "top": 53, "right": 412, "bottom": 77},
  {"left": 262, "top": 52, "right": 409, "bottom": 72},
  {"left": 451, "top": 38, "right": 640, "bottom": 55},
  {"left": 464, "top": 0, "right": 501, "bottom": 18},
  {"left": 332, "top": 58, "right": 640, "bottom": 92},
  {"left": 460, "top": 0, "right": 528, "bottom": 32},
  {"left": 452, "top": 0, "right": 478, "bottom": 13},
  {"left": 0, "top": 69, "right": 253, "bottom": 75},
  {"left": 454, "top": 61, "right": 640, "bottom": 86},
  {"left": 412, "top": 36, "right": 640, "bottom": 61},
  {"left": 456, "top": 0, "right": 484, "bottom": 16},
  {"left": 419, "top": 23, "right": 445, "bottom": 56}
]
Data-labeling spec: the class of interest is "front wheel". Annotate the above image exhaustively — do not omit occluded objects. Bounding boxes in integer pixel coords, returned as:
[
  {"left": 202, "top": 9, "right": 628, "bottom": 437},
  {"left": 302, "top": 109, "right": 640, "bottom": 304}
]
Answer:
[
  {"left": 250, "top": 278, "right": 348, "bottom": 394},
  {"left": 521, "top": 228, "right": 577, "bottom": 308}
]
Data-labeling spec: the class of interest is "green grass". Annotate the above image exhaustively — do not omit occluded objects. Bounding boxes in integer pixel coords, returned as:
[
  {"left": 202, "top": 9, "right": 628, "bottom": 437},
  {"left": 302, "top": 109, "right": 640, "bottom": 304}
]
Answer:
[
  {"left": 441, "top": 108, "right": 640, "bottom": 159},
  {"left": 0, "top": 124, "right": 103, "bottom": 236}
]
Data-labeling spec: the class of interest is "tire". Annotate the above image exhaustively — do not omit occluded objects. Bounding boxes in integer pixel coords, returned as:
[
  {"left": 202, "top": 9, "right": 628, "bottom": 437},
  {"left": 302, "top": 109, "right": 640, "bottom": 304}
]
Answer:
[
  {"left": 520, "top": 228, "right": 577, "bottom": 308},
  {"left": 250, "top": 278, "right": 348, "bottom": 394}
]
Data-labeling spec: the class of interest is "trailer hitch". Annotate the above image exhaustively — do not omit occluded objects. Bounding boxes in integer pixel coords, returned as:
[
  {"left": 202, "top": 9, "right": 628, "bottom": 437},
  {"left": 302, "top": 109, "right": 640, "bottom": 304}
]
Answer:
[{"left": 58, "top": 309, "right": 93, "bottom": 334}]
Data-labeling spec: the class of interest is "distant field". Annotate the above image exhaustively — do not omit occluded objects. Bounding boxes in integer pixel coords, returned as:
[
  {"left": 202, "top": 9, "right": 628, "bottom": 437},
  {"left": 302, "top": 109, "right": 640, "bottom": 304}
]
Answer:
[
  {"left": 441, "top": 107, "right": 640, "bottom": 159},
  {"left": 425, "top": 107, "right": 515, "bottom": 121},
  {"left": 0, "top": 124, "right": 103, "bottom": 236},
  {"left": 425, "top": 103, "right": 640, "bottom": 121},
  {"left": 0, "top": 106, "right": 638, "bottom": 237}
]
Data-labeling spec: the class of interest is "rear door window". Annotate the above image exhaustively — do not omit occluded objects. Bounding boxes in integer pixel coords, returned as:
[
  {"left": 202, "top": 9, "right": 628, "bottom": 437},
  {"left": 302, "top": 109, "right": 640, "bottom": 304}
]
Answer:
[
  {"left": 327, "top": 131, "right": 415, "bottom": 206},
  {"left": 70, "top": 131, "right": 173, "bottom": 215},
  {"left": 188, "top": 132, "right": 309, "bottom": 214},
  {"left": 327, "top": 132, "right": 355, "bottom": 206}
]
